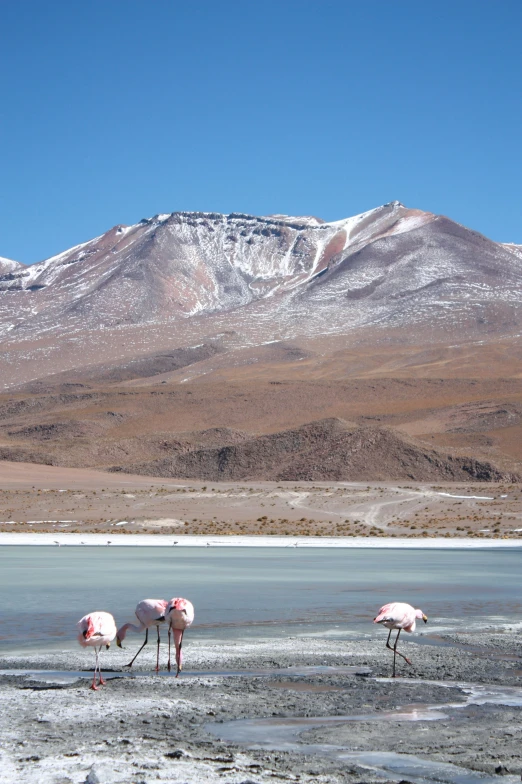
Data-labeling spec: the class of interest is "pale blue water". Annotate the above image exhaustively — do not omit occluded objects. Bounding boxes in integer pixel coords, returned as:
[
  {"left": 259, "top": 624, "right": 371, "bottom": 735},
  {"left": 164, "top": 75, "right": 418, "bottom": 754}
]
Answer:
[{"left": 0, "top": 547, "right": 521, "bottom": 652}]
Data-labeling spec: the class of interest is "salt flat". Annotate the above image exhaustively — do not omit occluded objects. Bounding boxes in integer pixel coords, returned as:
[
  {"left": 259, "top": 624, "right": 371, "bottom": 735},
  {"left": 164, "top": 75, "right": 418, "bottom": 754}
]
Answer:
[{"left": 1, "top": 532, "right": 521, "bottom": 547}]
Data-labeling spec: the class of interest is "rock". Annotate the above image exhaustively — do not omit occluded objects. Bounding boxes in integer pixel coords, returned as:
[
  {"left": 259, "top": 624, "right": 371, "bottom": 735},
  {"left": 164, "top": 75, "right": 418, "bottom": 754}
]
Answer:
[
  {"left": 495, "top": 764, "right": 510, "bottom": 775},
  {"left": 84, "top": 763, "right": 118, "bottom": 783},
  {"left": 164, "top": 749, "right": 190, "bottom": 759}
]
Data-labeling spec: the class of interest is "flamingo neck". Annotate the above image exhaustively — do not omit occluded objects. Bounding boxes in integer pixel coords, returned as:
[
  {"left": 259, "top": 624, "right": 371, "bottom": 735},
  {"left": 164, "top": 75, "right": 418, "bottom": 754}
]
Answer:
[{"left": 117, "top": 622, "right": 143, "bottom": 641}]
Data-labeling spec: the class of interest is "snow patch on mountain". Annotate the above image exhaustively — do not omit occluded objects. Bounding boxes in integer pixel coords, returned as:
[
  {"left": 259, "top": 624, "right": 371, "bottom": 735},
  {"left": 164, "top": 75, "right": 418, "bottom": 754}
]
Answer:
[
  {"left": 501, "top": 242, "right": 522, "bottom": 261},
  {"left": 0, "top": 256, "right": 24, "bottom": 274}
]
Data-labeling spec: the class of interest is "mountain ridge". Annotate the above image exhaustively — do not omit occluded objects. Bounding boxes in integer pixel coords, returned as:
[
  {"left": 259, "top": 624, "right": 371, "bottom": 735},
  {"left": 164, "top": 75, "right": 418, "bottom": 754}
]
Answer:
[{"left": 1, "top": 201, "right": 521, "bottom": 392}]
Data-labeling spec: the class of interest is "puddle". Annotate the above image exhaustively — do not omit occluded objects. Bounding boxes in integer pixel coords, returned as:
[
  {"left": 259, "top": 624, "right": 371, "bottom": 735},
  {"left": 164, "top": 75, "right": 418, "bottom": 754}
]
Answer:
[
  {"left": 208, "top": 715, "right": 519, "bottom": 784},
  {"left": 374, "top": 678, "right": 522, "bottom": 708},
  {"left": 268, "top": 680, "right": 343, "bottom": 693},
  {"left": 207, "top": 679, "right": 522, "bottom": 784},
  {"left": 338, "top": 752, "right": 519, "bottom": 784},
  {"left": 0, "top": 664, "right": 371, "bottom": 685}
]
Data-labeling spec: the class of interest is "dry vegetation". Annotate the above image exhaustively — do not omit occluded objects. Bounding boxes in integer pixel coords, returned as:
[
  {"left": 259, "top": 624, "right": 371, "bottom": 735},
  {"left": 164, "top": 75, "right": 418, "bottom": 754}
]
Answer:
[{"left": 0, "top": 467, "right": 521, "bottom": 539}]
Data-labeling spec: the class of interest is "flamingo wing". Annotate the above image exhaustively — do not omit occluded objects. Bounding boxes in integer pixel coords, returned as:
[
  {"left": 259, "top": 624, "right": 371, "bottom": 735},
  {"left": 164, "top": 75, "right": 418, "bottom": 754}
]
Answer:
[
  {"left": 77, "top": 611, "right": 117, "bottom": 647},
  {"left": 374, "top": 602, "right": 416, "bottom": 628},
  {"left": 135, "top": 599, "right": 168, "bottom": 627}
]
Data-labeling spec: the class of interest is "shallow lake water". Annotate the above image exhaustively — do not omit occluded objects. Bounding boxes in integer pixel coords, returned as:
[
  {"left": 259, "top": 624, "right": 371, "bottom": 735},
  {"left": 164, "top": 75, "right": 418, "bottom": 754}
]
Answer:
[{"left": 0, "top": 546, "right": 521, "bottom": 652}]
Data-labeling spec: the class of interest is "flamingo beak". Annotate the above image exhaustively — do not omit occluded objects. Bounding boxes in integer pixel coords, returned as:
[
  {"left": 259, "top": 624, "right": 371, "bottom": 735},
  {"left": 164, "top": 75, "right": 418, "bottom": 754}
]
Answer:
[
  {"left": 422, "top": 614, "right": 428, "bottom": 623},
  {"left": 106, "top": 643, "right": 111, "bottom": 650},
  {"left": 116, "top": 636, "right": 122, "bottom": 648}
]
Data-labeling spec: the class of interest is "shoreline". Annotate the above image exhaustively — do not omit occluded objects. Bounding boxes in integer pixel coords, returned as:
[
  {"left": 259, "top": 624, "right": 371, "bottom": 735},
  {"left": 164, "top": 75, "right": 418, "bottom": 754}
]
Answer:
[{"left": 1, "top": 532, "right": 521, "bottom": 547}]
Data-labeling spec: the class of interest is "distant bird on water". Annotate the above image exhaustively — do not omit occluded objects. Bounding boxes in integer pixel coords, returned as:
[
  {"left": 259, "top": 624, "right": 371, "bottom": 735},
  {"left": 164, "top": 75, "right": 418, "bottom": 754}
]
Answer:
[
  {"left": 77, "top": 611, "right": 117, "bottom": 690},
  {"left": 116, "top": 599, "right": 168, "bottom": 671},
  {"left": 166, "top": 597, "right": 195, "bottom": 676},
  {"left": 373, "top": 602, "right": 428, "bottom": 677}
]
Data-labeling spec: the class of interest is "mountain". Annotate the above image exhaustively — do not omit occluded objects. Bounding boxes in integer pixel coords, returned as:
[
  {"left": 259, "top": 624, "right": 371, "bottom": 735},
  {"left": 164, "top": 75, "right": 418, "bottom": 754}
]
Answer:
[
  {"left": 0, "top": 201, "right": 433, "bottom": 335},
  {"left": 1, "top": 201, "right": 522, "bottom": 481},
  {"left": 1, "top": 201, "right": 520, "bottom": 340},
  {"left": 1, "top": 200, "right": 521, "bottom": 390}
]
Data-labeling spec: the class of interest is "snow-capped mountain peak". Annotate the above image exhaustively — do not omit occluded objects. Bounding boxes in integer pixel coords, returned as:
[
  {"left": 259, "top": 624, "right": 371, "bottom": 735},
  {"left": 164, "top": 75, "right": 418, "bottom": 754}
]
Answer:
[{"left": 1, "top": 203, "right": 521, "bottom": 367}]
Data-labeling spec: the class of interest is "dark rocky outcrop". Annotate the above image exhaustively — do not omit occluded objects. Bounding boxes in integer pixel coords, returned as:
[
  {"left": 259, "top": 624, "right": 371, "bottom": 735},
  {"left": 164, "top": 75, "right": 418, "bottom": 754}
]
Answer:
[{"left": 110, "top": 418, "right": 518, "bottom": 483}]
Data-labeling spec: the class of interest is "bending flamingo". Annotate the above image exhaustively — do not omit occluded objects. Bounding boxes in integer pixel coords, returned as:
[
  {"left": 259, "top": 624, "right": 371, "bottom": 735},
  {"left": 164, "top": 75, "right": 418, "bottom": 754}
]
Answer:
[
  {"left": 166, "top": 597, "right": 194, "bottom": 676},
  {"left": 116, "top": 599, "right": 168, "bottom": 671},
  {"left": 77, "top": 611, "right": 117, "bottom": 690},
  {"left": 373, "top": 602, "right": 428, "bottom": 677}
]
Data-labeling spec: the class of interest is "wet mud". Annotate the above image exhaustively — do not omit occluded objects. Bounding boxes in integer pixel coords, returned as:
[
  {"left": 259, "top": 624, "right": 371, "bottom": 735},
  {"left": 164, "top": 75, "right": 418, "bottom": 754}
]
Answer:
[{"left": 0, "top": 632, "right": 521, "bottom": 783}]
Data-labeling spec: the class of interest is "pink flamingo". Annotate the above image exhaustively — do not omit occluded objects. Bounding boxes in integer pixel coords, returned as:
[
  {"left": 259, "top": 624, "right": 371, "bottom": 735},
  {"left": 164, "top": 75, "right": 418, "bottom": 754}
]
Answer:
[
  {"left": 116, "top": 599, "right": 168, "bottom": 671},
  {"left": 77, "top": 611, "right": 117, "bottom": 690},
  {"left": 166, "top": 597, "right": 195, "bottom": 676},
  {"left": 373, "top": 602, "right": 428, "bottom": 677}
]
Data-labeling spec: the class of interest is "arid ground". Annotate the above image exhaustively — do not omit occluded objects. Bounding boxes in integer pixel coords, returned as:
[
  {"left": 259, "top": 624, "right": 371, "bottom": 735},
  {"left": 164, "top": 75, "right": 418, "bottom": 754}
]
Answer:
[{"left": 1, "top": 461, "right": 521, "bottom": 539}]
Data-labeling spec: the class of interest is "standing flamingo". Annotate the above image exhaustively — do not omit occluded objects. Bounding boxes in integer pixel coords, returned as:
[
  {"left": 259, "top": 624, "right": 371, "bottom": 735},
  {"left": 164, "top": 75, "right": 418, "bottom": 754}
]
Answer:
[
  {"left": 77, "top": 611, "right": 117, "bottom": 690},
  {"left": 116, "top": 599, "right": 168, "bottom": 671},
  {"left": 166, "top": 597, "right": 194, "bottom": 676},
  {"left": 373, "top": 602, "right": 428, "bottom": 677}
]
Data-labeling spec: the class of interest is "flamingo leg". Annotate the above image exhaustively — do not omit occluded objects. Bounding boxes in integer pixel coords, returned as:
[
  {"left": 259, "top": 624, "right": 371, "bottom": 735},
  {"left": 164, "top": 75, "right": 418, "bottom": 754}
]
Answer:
[
  {"left": 176, "top": 630, "right": 184, "bottom": 677},
  {"left": 156, "top": 626, "right": 161, "bottom": 672},
  {"left": 167, "top": 626, "right": 172, "bottom": 672},
  {"left": 126, "top": 628, "right": 149, "bottom": 668},
  {"left": 91, "top": 647, "right": 100, "bottom": 690},
  {"left": 98, "top": 647, "right": 106, "bottom": 686},
  {"left": 385, "top": 629, "right": 412, "bottom": 676}
]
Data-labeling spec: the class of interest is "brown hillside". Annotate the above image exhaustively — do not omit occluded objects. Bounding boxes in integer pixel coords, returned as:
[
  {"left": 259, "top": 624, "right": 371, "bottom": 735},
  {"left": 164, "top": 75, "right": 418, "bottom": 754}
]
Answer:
[{"left": 110, "top": 418, "right": 517, "bottom": 483}]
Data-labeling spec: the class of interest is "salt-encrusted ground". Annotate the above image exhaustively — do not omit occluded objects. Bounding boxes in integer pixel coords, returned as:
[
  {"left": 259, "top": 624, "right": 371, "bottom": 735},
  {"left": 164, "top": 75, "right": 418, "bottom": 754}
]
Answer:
[
  {"left": 1, "top": 533, "right": 521, "bottom": 547},
  {"left": 1, "top": 632, "right": 521, "bottom": 783}
]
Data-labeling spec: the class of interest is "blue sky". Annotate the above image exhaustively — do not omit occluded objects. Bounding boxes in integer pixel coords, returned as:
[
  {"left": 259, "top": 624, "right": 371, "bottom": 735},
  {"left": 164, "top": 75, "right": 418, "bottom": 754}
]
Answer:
[{"left": 1, "top": 1, "right": 521, "bottom": 263}]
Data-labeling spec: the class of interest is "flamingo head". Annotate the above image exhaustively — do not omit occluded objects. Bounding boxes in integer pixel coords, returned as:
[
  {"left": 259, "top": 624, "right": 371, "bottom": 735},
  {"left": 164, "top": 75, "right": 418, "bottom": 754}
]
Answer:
[
  {"left": 83, "top": 616, "right": 95, "bottom": 641},
  {"left": 415, "top": 609, "right": 428, "bottom": 623},
  {"left": 116, "top": 622, "right": 130, "bottom": 647}
]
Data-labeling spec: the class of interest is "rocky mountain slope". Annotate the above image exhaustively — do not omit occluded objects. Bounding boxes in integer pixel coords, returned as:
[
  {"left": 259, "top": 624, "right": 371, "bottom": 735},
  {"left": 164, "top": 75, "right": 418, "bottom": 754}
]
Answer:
[
  {"left": 2, "top": 201, "right": 521, "bottom": 349},
  {"left": 1, "top": 201, "right": 522, "bottom": 391},
  {"left": 110, "top": 418, "right": 516, "bottom": 483},
  {"left": 0, "top": 202, "right": 434, "bottom": 336},
  {"left": 1, "top": 202, "right": 522, "bottom": 481},
  {"left": 0, "top": 378, "right": 521, "bottom": 481}
]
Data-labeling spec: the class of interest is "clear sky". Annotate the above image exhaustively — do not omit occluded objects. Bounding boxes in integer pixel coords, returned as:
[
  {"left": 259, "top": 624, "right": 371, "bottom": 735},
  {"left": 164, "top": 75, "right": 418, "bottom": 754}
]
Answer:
[{"left": 1, "top": 1, "right": 521, "bottom": 263}]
